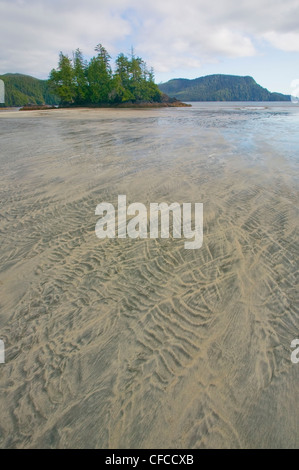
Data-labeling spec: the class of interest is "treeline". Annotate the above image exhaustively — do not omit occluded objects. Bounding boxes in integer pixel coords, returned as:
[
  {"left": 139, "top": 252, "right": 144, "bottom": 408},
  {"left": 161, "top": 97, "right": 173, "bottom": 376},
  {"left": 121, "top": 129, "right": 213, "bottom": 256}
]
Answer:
[{"left": 49, "top": 45, "right": 162, "bottom": 105}]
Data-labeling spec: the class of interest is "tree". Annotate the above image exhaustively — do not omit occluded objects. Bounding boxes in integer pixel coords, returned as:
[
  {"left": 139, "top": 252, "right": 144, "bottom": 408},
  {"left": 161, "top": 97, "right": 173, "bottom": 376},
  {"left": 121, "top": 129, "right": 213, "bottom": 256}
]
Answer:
[
  {"left": 113, "top": 53, "right": 161, "bottom": 103},
  {"left": 73, "top": 48, "right": 88, "bottom": 104},
  {"left": 87, "top": 44, "right": 112, "bottom": 103},
  {"left": 129, "top": 56, "right": 144, "bottom": 100},
  {"left": 48, "top": 52, "right": 75, "bottom": 104},
  {"left": 112, "top": 54, "right": 134, "bottom": 103}
]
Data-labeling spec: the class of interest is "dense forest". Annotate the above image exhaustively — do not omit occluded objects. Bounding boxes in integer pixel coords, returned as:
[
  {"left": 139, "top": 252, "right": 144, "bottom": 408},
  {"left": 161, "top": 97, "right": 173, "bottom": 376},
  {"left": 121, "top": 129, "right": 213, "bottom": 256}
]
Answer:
[
  {"left": 49, "top": 45, "right": 163, "bottom": 105},
  {"left": 0, "top": 73, "right": 58, "bottom": 107},
  {"left": 159, "top": 75, "right": 290, "bottom": 101},
  {"left": 1, "top": 65, "right": 290, "bottom": 108}
]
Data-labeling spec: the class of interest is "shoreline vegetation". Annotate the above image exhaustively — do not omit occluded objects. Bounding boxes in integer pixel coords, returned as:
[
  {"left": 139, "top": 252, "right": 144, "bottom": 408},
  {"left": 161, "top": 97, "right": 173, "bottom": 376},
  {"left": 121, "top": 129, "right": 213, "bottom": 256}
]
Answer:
[
  {"left": 19, "top": 99, "right": 191, "bottom": 111},
  {"left": 47, "top": 44, "right": 190, "bottom": 108}
]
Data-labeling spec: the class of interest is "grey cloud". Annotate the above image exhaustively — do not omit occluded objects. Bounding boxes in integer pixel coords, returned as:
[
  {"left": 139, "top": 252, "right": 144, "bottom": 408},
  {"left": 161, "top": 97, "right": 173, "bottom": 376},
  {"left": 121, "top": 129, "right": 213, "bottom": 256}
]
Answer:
[{"left": 0, "top": 0, "right": 298, "bottom": 77}]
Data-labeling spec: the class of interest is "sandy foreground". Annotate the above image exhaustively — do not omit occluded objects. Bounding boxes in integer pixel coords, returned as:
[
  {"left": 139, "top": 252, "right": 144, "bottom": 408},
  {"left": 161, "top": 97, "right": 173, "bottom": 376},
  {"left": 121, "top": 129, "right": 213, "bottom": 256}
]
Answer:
[{"left": 0, "top": 107, "right": 298, "bottom": 448}]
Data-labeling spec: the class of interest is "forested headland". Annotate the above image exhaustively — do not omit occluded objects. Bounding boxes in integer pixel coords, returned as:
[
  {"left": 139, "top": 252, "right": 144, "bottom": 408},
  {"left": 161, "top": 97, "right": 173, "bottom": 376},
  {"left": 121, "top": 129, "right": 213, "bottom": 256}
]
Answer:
[{"left": 158, "top": 75, "right": 290, "bottom": 101}]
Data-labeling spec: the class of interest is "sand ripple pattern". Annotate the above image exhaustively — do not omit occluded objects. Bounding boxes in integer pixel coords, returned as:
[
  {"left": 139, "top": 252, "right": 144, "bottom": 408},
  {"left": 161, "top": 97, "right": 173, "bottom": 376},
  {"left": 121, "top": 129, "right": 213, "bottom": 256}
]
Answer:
[{"left": 0, "top": 107, "right": 298, "bottom": 448}]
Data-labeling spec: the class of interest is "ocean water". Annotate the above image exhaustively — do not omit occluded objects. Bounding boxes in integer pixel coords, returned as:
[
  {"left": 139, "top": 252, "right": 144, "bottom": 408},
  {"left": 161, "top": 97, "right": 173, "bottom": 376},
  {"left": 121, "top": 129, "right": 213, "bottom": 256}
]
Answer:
[{"left": 0, "top": 103, "right": 298, "bottom": 448}]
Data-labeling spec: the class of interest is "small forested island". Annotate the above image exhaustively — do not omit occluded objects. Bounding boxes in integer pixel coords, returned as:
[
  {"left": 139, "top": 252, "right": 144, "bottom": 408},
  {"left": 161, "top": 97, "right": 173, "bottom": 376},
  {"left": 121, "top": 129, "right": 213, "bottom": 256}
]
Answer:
[{"left": 48, "top": 45, "right": 189, "bottom": 108}]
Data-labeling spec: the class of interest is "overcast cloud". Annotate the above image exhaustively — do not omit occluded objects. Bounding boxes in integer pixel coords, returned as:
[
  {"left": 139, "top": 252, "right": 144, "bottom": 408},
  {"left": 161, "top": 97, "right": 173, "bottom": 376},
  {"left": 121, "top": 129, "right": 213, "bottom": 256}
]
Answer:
[{"left": 0, "top": 0, "right": 298, "bottom": 89}]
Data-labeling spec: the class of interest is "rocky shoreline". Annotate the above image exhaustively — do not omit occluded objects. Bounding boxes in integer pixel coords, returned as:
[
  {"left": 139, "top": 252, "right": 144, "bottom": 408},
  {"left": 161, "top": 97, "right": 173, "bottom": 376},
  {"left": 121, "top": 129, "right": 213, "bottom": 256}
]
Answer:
[{"left": 20, "top": 100, "right": 191, "bottom": 111}]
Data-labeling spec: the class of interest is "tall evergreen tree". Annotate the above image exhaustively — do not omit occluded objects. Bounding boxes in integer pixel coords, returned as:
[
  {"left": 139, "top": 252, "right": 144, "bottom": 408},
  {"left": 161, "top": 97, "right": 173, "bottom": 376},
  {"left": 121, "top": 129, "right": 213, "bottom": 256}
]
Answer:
[
  {"left": 112, "top": 53, "right": 134, "bottom": 102},
  {"left": 49, "top": 52, "right": 75, "bottom": 104},
  {"left": 73, "top": 49, "right": 88, "bottom": 104},
  {"left": 87, "top": 44, "right": 112, "bottom": 103}
]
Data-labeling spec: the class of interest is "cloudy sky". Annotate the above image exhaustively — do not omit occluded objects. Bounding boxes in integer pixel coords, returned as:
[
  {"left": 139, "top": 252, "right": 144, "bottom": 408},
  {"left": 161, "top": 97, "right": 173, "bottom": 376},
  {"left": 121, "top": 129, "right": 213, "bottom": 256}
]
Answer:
[{"left": 0, "top": 0, "right": 299, "bottom": 93}]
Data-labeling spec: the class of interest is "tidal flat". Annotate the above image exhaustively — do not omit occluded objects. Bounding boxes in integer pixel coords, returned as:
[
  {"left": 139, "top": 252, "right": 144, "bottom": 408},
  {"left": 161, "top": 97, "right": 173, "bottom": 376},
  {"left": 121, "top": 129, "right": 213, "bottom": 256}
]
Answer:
[{"left": 0, "top": 103, "right": 298, "bottom": 448}]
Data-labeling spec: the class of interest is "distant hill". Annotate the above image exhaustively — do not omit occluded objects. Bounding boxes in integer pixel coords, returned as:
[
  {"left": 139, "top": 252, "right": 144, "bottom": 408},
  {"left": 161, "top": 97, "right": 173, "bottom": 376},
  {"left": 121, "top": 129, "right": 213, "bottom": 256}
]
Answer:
[
  {"left": 158, "top": 75, "right": 290, "bottom": 101},
  {"left": 0, "top": 73, "right": 59, "bottom": 106},
  {"left": 1, "top": 72, "right": 290, "bottom": 106}
]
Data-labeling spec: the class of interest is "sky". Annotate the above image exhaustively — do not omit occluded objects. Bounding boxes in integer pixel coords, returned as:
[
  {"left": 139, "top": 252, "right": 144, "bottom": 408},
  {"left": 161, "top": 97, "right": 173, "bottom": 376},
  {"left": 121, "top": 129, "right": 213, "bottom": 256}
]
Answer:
[{"left": 0, "top": 0, "right": 299, "bottom": 94}]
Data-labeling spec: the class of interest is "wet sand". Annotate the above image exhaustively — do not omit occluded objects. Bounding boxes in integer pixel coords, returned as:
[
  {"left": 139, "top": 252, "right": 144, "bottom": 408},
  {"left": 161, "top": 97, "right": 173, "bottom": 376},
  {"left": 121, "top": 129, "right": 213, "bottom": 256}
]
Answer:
[{"left": 0, "top": 106, "right": 298, "bottom": 448}]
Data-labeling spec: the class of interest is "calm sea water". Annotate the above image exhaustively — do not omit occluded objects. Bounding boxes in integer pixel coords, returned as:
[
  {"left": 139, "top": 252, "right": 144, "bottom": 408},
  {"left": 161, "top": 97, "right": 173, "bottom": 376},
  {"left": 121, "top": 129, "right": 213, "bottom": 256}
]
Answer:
[{"left": 169, "top": 101, "right": 299, "bottom": 160}]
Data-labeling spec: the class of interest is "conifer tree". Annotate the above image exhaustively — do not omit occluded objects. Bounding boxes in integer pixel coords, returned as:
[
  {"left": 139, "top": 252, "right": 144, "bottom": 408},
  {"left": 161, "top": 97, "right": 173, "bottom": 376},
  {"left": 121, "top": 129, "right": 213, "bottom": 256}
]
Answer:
[
  {"left": 87, "top": 44, "right": 112, "bottom": 103},
  {"left": 49, "top": 52, "right": 75, "bottom": 104},
  {"left": 73, "top": 49, "right": 88, "bottom": 104}
]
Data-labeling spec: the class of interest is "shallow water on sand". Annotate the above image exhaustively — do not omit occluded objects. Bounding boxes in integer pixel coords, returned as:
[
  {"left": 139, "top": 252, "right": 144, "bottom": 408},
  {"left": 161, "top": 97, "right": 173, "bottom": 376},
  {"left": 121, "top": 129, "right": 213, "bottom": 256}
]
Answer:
[{"left": 0, "top": 103, "right": 298, "bottom": 448}]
